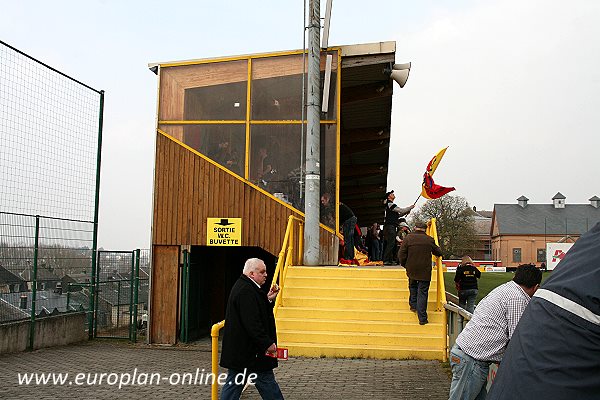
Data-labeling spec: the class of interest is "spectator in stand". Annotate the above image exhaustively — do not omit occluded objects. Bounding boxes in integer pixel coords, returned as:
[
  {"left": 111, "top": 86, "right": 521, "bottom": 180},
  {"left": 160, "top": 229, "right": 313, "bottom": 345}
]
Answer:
[
  {"left": 382, "top": 190, "right": 415, "bottom": 265},
  {"left": 367, "top": 223, "right": 381, "bottom": 261},
  {"left": 395, "top": 221, "right": 411, "bottom": 264},
  {"left": 454, "top": 255, "right": 481, "bottom": 313},
  {"left": 320, "top": 193, "right": 357, "bottom": 261}
]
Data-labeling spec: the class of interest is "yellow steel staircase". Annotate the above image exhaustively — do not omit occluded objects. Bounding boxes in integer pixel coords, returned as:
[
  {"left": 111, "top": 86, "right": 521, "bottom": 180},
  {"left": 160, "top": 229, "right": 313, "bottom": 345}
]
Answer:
[
  {"left": 270, "top": 216, "right": 448, "bottom": 361},
  {"left": 274, "top": 266, "right": 446, "bottom": 360}
]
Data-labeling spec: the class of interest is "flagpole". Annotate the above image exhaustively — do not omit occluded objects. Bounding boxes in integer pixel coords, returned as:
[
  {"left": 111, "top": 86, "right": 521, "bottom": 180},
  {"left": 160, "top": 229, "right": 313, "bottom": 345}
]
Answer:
[{"left": 413, "top": 194, "right": 422, "bottom": 206}]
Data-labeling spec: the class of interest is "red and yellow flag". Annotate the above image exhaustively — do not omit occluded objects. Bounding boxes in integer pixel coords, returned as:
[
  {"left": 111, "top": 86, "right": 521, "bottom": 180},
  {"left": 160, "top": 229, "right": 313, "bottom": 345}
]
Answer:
[{"left": 421, "top": 147, "right": 455, "bottom": 199}]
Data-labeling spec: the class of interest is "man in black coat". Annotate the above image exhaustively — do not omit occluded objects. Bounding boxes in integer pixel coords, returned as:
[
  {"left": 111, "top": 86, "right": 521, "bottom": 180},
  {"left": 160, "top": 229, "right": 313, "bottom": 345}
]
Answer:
[{"left": 220, "top": 258, "right": 283, "bottom": 400}]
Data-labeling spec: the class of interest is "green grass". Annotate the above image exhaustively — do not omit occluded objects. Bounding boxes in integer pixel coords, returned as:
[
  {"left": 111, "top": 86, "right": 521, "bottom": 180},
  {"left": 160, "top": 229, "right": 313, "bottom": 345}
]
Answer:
[{"left": 443, "top": 271, "right": 552, "bottom": 304}]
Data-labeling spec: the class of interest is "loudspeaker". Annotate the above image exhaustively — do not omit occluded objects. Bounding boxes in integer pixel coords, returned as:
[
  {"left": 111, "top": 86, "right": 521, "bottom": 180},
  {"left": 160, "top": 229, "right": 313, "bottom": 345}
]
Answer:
[{"left": 390, "top": 62, "right": 411, "bottom": 88}]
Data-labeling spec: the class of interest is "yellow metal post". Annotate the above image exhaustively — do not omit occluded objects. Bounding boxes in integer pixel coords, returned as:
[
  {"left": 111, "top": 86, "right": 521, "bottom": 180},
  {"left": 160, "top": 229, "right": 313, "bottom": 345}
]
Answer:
[
  {"left": 298, "top": 221, "right": 304, "bottom": 265},
  {"left": 245, "top": 58, "right": 252, "bottom": 180},
  {"left": 211, "top": 320, "right": 225, "bottom": 400}
]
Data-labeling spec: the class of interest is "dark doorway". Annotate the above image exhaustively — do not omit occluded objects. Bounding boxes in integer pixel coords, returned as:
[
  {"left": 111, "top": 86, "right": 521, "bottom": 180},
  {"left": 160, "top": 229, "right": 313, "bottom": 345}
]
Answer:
[{"left": 184, "top": 246, "right": 276, "bottom": 341}]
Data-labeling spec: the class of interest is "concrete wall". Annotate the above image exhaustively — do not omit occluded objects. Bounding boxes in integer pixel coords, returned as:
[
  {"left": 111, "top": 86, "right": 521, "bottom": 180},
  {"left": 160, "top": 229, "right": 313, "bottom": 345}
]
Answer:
[{"left": 0, "top": 312, "right": 88, "bottom": 354}]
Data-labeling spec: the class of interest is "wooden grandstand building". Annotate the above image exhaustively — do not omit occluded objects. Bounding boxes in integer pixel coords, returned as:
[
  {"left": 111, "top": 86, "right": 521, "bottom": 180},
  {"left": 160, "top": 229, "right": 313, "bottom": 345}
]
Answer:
[{"left": 148, "top": 42, "right": 398, "bottom": 345}]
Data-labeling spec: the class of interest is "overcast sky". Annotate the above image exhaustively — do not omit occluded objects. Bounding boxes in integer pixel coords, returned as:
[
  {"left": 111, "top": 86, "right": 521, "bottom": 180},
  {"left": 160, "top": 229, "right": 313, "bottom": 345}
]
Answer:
[{"left": 1, "top": 0, "right": 599, "bottom": 250}]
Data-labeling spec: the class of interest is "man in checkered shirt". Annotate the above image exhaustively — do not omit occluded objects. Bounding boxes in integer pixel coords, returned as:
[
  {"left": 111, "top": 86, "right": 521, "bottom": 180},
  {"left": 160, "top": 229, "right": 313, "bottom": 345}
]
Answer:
[{"left": 448, "top": 264, "right": 542, "bottom": 400}]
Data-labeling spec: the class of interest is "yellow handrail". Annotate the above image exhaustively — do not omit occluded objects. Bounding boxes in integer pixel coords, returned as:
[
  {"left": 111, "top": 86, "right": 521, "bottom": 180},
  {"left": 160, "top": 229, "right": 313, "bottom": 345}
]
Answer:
[
  {"left": 272, "top": 215, "right": 304, "bottom": 314},
  {"left": 211, "top": 320, "right": 225, "bottom": 400},
  {"left": 426, "top": 218, "right": 447, "bottom": 311}
]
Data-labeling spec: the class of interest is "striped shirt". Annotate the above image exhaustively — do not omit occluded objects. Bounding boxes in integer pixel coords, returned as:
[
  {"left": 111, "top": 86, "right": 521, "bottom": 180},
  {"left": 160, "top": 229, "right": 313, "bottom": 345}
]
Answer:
[{"left": 456, "top": 280, "right": 531, "bottom": 362}]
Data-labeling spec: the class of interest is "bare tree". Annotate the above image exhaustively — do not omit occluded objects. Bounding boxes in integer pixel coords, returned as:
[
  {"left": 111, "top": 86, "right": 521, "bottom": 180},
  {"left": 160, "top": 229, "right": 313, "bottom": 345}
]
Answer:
[{"left": 410, "top": 195, "right": 477, "bottom": 259}]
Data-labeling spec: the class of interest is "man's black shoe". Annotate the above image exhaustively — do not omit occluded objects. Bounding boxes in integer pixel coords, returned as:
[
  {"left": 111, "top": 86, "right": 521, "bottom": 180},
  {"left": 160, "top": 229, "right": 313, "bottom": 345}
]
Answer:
[{"left": 419, "top": 320, "right": 429, "bottom": 325}]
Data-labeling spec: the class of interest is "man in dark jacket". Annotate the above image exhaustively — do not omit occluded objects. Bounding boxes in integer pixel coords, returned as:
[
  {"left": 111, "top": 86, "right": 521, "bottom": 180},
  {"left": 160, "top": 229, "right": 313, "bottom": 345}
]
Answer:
[
  {"left": 454, "top": 255, "right": 481, "bottom": 313},
  {"left": 383, "top": 190, "right": 415, "bottom": 265},
  {"left": 220, "top": 258, "right": 283, "bottom": 400},
  {"left": 399, "top": 221, "right": 443, "bottom": 325}
]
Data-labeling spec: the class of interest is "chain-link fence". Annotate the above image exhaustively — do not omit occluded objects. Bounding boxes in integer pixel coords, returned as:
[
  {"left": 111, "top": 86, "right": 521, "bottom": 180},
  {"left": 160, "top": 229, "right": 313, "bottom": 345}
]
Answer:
[{"left": 94, "top": 249, "right": 151, "bottom": 342}]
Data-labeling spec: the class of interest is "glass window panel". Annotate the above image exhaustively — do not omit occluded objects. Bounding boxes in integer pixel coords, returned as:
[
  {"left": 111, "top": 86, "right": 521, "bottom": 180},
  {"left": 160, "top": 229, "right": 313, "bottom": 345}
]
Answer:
[
  {"left": 251, "top": 52, "right": 337, "bottom": 121},
  {"left": 184, "top": 81, "right": 247, "bottom": 121},
  {"left": 159, "top": 60, "right": 247, "bottom": 121},
  {"left": 320, "top": 124, "right": 337, "bottom": 229},
  {"left": 249, "top": 124, "right": 303, "bottom": 208},
  {"left": 512, "top": 248, "right": 522, "bottom": 263},
  {"left": 537, "top": 248, "right": 546, "bottom": 262},
  {"left": 159, "top": 124, "right": 246, "bottom": 177},
  {"left": 249, "top": 123, "right": 338, "bottom": 226}
]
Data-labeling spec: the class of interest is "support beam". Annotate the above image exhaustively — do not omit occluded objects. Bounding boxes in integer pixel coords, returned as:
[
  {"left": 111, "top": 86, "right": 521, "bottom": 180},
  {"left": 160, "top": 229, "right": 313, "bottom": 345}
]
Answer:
[
  {"left": 340, "top": 184, "right": 386, "bottom": 196},
  {"left": 340, "top": 127, "right": 389, "bottom": 144},
  {"left": 341, "top": 82, "right": 392, "bottom": 104},
  {"left": 341, "top": 163, "right": 387, "bottom": 179},
  {"left": 341, "top": 139, "right": 389, "bottom": 155}
]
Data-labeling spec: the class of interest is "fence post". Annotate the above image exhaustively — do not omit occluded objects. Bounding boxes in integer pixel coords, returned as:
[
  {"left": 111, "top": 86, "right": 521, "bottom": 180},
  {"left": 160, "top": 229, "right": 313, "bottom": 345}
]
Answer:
[
  {"left": 28, "top": 215, "right": 40, "bottom": 350},
  {"left": 133, "top": 249, "right": 140, "bottom": 343},
  {"left": 128, "top": 250, "right": 135, "bottom": 340},
  {"left": 93, "top": 251, "right": 101, "bottom": 338},
  {"left": 89, "top": 90, "right": 105, "bottom": 340}
]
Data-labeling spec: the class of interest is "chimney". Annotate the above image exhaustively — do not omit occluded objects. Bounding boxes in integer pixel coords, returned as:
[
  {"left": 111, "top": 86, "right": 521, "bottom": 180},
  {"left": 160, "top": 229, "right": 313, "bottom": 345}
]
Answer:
[
  {"left": 590, "top": 196, "right": 600, "bottom": 208},
  {"left": 517, "top": 195, "right": 529, "bottom": 208},
  {"left": 20, "top": 294, "right": 28, "bottom": 309},
  {"left": 552, "top": 192, "right": 566, "bottom": 209}
]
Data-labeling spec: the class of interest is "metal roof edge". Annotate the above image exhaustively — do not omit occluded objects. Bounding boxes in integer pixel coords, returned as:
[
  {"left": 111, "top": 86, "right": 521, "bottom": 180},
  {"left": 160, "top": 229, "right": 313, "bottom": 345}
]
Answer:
[{"left": 148, "top": 41, "right": 396, "bottom": 72}]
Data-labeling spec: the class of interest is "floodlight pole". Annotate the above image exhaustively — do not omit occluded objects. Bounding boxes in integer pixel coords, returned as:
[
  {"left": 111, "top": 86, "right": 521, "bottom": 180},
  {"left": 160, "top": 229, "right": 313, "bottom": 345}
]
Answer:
[{"left": 303, "top": 0, "right": 321, "bottom": 265}]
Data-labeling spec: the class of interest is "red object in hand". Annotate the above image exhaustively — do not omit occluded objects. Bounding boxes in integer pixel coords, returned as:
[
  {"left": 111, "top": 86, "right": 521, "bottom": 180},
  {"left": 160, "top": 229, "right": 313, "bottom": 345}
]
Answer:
[{"left": 265, "top": 347, "right": 288, "bottom": 360}]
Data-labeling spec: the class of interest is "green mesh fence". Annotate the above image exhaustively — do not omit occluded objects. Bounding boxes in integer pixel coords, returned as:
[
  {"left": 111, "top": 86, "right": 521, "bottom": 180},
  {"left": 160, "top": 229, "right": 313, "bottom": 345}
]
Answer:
[
  {"left": 0, "top": 212, "right": 94, "bottom": 324},
  {"left": 94, "top": 250, "right": 150, "bottom": 341},
  {"left": 0, "top": 40, "right": 102, "bottom": 349},
  {"left": 0, "top": 39, "right": 101, "bottom": 221}
]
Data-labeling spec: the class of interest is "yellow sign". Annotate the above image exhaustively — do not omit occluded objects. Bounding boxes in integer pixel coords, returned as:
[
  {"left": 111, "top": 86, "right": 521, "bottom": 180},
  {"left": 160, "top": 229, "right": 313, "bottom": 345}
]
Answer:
[{"left": 207, "top": 218, "right": 242, "bottom": 246}]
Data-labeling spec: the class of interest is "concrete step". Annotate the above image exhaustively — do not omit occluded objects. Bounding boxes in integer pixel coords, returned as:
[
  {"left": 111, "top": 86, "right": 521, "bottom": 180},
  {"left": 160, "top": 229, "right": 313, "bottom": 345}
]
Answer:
[
  {"left": 286, "top": 266, "right": 441, "bottom": 281},
  {"left": 283, "top": 275, "right": 409, "bottom": 289},
  {"left": 278, "top": 329, "right": 445, "bottom": 348},
  {"left": 276, "top": 317, "right": 443, "bottom": 335},
  {"left": 276, "top": 307, "right": 445, "bottom": 323},
  {"left": 281, "top": 296, "right": 439, "bottom": 310},
  {"left": 279, "top": 341, "right": 446, "bottom": 360},
  {"left": 285, "top": 266, "right": 407, "bottom": 279},
  {"left": 283, "top": 286, "right": 439, "bottom": 300}
]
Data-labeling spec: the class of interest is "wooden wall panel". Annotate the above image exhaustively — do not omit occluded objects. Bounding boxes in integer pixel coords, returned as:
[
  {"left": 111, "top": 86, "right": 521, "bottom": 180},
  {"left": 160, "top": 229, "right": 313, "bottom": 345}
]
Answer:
[
  {"left": 152, "top": 133, "right": 338, "bottom": 262},
  {"left": 150, "top": 245, "right": 179, "bottom": 344}
]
